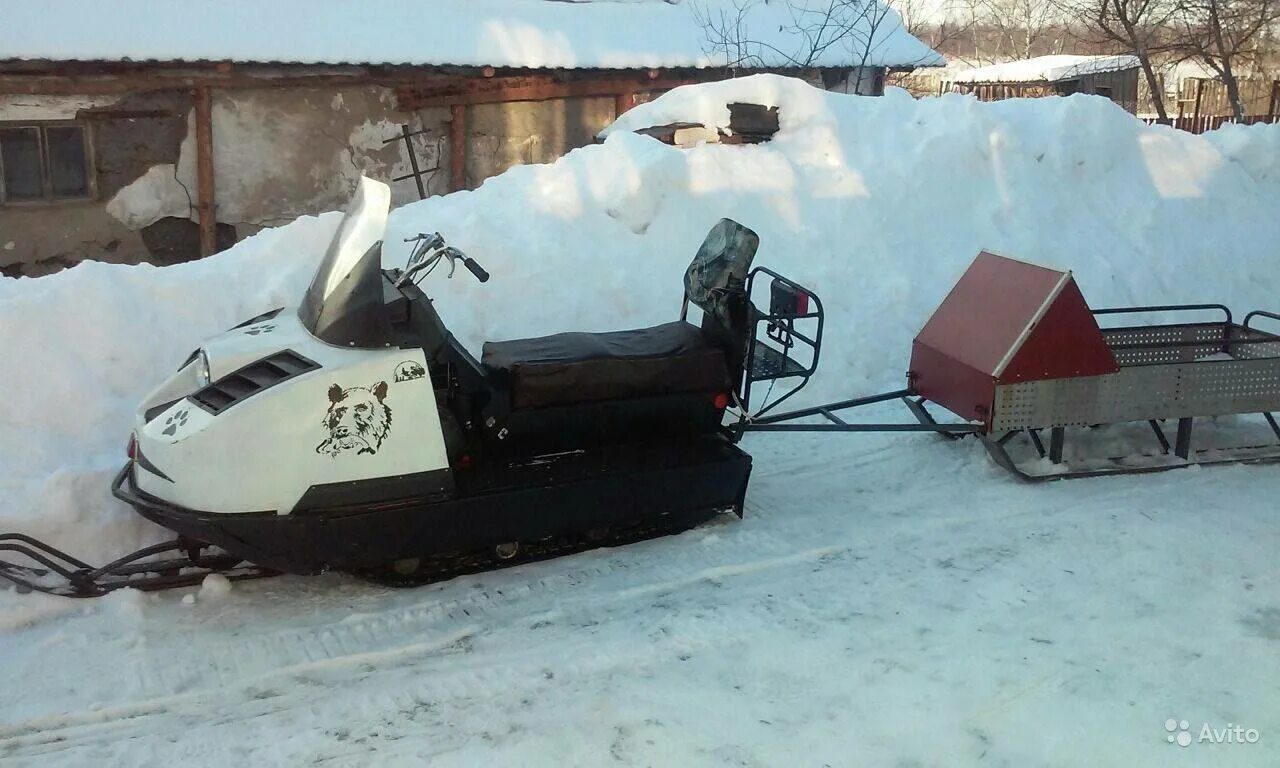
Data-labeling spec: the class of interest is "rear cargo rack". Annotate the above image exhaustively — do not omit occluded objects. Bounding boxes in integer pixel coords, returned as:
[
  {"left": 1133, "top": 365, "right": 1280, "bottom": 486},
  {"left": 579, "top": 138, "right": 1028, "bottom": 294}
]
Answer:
[
  {"left": 190, "top": 349, "right": 320, "bottom": 415},
  {"left": 740, "top": 267, "right": 824, "bottom": 416}
]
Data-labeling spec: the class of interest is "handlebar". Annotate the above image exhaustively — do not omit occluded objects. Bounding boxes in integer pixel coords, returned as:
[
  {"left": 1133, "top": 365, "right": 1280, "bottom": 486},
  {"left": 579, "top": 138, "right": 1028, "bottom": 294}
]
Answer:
[
  {"left": 396, "top": 233, "right": 490, "bottom": 287},
  {"left": 462, "top": 257, "right": 490, "bottom": 283}
]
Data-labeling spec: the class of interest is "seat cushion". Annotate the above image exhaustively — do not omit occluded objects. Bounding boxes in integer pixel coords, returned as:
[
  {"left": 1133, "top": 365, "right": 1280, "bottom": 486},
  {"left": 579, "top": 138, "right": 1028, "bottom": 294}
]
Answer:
[{"left": 482, "top": 321, "right": 730, "bottom": 409}]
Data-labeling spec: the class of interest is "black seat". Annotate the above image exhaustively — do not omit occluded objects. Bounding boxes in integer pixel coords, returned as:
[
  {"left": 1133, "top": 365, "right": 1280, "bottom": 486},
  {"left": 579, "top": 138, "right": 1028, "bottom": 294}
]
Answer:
[{"left": 482, "top": 321, "right": 730, "bottom": 410}]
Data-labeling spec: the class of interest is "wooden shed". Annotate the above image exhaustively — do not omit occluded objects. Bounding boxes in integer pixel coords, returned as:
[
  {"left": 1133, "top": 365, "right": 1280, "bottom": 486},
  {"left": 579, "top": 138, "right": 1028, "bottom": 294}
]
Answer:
[{"left": 946, "top": 54, "right": 1141, "bottom": 114}]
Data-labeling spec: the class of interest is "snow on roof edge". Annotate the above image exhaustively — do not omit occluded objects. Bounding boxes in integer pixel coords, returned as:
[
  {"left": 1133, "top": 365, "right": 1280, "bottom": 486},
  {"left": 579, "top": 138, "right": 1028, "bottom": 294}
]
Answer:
[
  {"left": 948, "top": 54, "right": 1140, "bottom": 84},
  {"left": 0, "top": 0, "right": 944, "bottom": 72}
]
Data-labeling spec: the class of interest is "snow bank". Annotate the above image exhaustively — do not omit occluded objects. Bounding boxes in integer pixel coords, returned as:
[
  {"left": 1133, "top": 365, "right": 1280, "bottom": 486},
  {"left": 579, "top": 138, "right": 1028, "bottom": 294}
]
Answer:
[
  {"left": 2, "top": 74, "right": 1279, "bottom": 562},
  {"left": 0, "top": 216, "right": 339, "bottom": 559}
]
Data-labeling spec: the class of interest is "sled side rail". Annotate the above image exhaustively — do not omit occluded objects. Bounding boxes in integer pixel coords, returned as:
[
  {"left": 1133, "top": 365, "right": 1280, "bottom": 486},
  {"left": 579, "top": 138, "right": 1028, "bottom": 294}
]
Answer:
[
  {"left": 1091, "top": 303, "right": 1233, "bottom": 325},
  {"left": 1244, "top": 310, "right": 1280, "bottom": 334}
]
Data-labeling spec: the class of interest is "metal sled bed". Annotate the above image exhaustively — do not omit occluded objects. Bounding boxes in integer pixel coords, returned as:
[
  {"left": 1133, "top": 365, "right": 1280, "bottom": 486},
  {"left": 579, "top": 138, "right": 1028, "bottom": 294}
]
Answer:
[{"left": 974, "top": 307, "right": 1280, "bottom": 477}]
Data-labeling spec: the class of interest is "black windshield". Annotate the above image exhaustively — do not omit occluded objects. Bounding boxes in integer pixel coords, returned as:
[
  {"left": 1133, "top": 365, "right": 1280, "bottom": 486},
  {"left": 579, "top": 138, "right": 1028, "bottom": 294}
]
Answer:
[{"left": 298, "top": 177, "right": 395, "bottom": 348}]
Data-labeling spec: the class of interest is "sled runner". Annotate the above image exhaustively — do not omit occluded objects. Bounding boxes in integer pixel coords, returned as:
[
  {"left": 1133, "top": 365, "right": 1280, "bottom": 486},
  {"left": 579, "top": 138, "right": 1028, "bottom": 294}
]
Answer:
[{"left": 2, "top": 179, "right": 1277, "bottom": 597}]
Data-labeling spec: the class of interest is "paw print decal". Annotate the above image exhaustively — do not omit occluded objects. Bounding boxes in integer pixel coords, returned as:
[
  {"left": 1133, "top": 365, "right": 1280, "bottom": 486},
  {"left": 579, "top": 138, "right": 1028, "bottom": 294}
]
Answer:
[
  {"left": 244, "top": 323, "right": 276, "bottom": 336},
  {"left": 162, "top": 408, "right": 190, "bottom": 436}
]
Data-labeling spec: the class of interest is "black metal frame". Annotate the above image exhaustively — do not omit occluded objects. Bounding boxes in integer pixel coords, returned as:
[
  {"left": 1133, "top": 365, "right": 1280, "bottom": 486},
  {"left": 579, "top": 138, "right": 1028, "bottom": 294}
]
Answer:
[
  {"left": 738, "top": 267, "right": 824, "bottom": 417},
  {"left": 730, "top": 269, "right": 979, "bottom": 440},
  {"left": 1244, "top": 310, "right": 1280, "bottom": 333},
  {"left": 734, "top": 387, "right": 979, "bottom": 437},
  {"left": 383, "top": 125, "right": 444, "bottom": 200}
]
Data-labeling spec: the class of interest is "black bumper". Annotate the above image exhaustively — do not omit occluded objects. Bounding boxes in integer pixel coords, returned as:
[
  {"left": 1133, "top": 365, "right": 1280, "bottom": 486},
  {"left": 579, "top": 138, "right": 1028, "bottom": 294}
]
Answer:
[{"left": 112, "top": 462, "right": 303, "bottom": 572}]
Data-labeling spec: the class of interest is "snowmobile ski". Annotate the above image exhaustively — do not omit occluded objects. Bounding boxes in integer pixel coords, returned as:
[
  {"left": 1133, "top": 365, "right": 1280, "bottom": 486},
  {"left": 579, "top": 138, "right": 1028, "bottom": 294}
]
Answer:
[{"left": 0, "top": 533, "right": 274, "bottom": 598}]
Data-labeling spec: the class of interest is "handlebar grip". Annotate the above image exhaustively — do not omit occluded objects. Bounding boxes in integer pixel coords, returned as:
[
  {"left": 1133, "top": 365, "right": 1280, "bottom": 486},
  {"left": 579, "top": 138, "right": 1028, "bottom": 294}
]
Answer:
[{"left": 463, "top": 257, "right": 490, "bottom": 283}]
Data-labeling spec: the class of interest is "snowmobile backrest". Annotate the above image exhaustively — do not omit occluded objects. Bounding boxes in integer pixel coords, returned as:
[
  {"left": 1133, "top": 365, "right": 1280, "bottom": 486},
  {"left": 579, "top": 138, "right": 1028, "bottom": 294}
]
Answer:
[
  {"left": 682, "top": 219, "right": 759, "bottom": 390},
  {"left": 684, "top": 219, "right": 759, "bottom": 323}
]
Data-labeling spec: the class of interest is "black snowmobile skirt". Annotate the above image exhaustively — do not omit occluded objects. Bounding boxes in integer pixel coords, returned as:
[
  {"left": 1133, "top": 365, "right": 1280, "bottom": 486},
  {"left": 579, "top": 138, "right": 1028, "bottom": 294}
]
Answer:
[{"left": 113, "top": 435, "right": 752, "bottom": 575}]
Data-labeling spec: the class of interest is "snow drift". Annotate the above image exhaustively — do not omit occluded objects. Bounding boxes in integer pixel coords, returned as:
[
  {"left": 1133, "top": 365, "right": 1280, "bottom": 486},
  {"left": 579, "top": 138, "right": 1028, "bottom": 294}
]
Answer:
[{"left": 2, "top": 74, "right": 1278, "bottom": 562}]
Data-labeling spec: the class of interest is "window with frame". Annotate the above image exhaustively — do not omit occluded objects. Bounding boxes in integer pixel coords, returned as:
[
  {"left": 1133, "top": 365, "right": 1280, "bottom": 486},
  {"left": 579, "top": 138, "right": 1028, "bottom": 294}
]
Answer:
[{"left": 0, "top": 123, "right": 92, "bottom": 203}]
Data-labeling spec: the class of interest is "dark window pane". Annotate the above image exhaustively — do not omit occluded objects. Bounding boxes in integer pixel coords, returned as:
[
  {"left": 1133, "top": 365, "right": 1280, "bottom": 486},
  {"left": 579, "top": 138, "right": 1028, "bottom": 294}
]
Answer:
[
  {"left": 0, "top": 127, "right": 43, "bottom": 200},
  {"left": 46, "top": 126, "right": 88, "bottom": 197}
]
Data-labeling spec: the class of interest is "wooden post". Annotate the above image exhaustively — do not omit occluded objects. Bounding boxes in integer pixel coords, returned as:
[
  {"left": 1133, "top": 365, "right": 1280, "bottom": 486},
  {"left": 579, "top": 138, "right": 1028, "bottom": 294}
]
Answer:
[
  {"left": 194, "top": 85, "right": 217, "bottom": 257},
  {"left": 449, "top": 104, "right": 466, "bottom": 193},
  {"left": 614, "top": 92, "right": 633, "bottom": 118},
  {"left": 1192, "top": 78, "right": 1205, "bottom": 129},
  {"left": 1269, "top": 79, "right": 1279, "bottom": 123}
]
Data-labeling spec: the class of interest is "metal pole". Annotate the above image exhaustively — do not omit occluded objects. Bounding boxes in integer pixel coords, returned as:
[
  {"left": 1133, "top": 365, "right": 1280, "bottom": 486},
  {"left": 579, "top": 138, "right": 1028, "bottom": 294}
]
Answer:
[
  {"left": 402, "top": 124, "right": 426, "bottom": 200},
  {"left": 1149, "top": 420, "right": 1171, "bottom": 454},
  {"left": 750, "top": 388, "right": 912, "bottom": 425},
  {"left": 1048, "top": 427, "right": 1065, "bottom": 464},
  {"left": 1263, "top": 412, "right": 1280, "bottom": 441},
  {"left": 1174, "top": 417, "right": 1194, "bottom": 459},
  {"left": 743, "top": 423, "right": 978, "bottom": 433}
]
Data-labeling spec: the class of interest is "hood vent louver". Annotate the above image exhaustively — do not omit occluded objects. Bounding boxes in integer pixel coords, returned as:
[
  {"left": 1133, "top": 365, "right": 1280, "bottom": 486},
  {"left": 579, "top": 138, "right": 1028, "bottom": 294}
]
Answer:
[
  {"left": 190, "top": 350, "right": 320, "bottom": 415},
  {"left": 229, "top": 307, "right": 284, "bottom": 330}
]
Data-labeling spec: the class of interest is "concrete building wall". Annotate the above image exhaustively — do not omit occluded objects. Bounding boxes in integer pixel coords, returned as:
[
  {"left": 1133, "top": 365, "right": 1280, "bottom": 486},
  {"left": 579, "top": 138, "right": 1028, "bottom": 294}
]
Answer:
[
  {"left": 465, "top": 96, "right": 617, "bottom": 188},
  {"left": 1, "top": 83, "right": 631, "bottom": 276}
]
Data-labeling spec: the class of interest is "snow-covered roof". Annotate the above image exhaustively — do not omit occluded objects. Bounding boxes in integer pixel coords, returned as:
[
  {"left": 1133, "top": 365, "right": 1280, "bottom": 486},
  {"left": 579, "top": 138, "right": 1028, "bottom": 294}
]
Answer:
[
  {"left": 0, "top": 0, "right": 944, "bottom": 71},
  {"left": 948, "top": 55, "right": 1140, "bottom": 84}
]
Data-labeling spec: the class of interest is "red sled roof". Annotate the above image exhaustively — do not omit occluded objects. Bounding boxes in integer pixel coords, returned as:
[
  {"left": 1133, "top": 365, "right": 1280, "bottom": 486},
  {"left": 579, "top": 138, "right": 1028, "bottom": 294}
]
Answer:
[{"left": 909, "top": 252, "right": 1119, "bottom": 425}]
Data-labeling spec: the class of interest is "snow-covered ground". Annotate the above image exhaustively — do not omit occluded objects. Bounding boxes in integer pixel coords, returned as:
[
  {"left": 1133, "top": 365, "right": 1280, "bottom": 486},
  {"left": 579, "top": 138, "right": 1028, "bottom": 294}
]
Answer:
[{"left": 1, "top": 76, "right": 1278, "bottom": 765}]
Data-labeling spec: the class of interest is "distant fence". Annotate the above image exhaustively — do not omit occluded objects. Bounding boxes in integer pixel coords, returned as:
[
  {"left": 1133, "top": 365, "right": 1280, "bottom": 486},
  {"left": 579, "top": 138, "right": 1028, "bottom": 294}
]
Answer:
[{"left": 1140, "top": 114, "right": 1278, "bottom": 134}]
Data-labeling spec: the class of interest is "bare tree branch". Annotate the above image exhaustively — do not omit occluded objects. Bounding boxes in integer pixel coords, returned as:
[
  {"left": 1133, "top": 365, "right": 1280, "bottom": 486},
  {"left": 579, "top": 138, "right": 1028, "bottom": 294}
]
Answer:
[{"left": 694, "top": 0, "right": 940, "bottom": 86}]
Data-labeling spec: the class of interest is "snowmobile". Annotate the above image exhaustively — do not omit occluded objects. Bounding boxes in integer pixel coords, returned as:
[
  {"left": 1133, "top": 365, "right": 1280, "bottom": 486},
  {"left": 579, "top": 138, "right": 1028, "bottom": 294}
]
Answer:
[{"left": 0, "top": 177, "right": 819, "bottom": 595}]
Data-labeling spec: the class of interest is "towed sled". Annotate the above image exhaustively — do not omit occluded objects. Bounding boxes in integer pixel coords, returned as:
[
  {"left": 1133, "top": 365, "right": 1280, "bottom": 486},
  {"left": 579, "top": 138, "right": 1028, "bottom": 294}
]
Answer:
[{"left": 3, "top": 179, "right": 1279, "bottom": 597}]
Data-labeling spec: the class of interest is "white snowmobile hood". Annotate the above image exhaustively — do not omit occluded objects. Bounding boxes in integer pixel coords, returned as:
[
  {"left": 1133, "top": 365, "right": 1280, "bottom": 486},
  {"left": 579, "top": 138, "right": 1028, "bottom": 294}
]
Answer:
[{"left": 129, "top": 177, "right": 448, "bottom": 515}]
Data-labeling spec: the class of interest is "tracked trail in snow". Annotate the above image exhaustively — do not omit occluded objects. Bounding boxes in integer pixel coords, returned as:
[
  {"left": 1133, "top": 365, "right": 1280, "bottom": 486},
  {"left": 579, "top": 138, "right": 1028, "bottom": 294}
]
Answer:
[
  {"left": 0, "top": 508, "right": 851, "bottom": 762},
  {"left": 5, "top": 434, "right": 1275, "bottom": 767},
  {"left": 0, "top": 436, "right": 965, "bottom": 765},
  {"left": 135, "top": 503, "right": 803, "bottom": 694}
]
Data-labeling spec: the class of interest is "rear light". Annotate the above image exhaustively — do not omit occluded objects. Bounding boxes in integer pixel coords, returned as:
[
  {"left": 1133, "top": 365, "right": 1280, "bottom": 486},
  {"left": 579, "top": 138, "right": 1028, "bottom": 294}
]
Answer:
[
  {"left": 794, "top": 292, "right": 809, "bottom": 315},
  {"left": 127, "top": 433, "right": 138, "bottom": 460},
  {"left": 713, "top": 392, "right": 730, "bottom": 410}
]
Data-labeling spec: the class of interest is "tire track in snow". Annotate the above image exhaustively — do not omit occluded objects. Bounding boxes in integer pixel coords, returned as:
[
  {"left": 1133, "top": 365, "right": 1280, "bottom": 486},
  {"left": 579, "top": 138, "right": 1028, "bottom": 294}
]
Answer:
[
  {"left": 0, "top": 541, "right": 850, "bottom": 760},
  {"left": 136, "top": 507, "right": 795, "bottom": 695}
]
